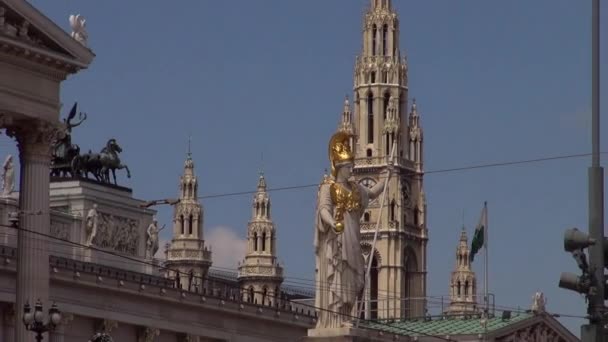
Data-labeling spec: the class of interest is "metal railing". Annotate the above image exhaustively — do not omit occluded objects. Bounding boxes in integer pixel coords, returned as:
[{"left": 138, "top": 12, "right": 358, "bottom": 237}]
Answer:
[{"left": 358, "top": 294, "right": 496, "bottom": 322}]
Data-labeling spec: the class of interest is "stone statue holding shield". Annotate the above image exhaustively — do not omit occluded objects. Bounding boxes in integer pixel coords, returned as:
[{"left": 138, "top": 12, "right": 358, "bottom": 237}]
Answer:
[{"left": 313, "top": 131, "right": 389, "bottom": 329}]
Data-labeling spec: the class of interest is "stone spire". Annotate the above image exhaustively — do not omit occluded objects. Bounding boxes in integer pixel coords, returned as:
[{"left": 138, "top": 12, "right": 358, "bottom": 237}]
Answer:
[
  {"left": 370, "top": 0, "right": 392, "bottom": 11},
  {"left": 165, "top": 152, "right": 212, "bottom": 292},
  {"left": 338, "top": 96, "right": 354, "bottom": 136},
  {"left": 445, "top": 227, "right": 478, "bottom": 317},
  {"left": 238, "top": 172, "right": 283, "bottom": 305},
  {"left": 408, "top": 99, "right": 423, "bottom": 170},
  {"left": 353, "top": 0, "right": 407, "bottom": 160}
]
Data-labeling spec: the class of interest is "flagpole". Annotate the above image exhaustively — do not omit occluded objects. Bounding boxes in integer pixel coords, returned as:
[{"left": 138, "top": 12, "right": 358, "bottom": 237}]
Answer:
[
  {"left": 484, "top": 201, "right": 489, "bottom": 341},
  {"left": 355, "top": 141, "right": 396, "bottom": 327}
]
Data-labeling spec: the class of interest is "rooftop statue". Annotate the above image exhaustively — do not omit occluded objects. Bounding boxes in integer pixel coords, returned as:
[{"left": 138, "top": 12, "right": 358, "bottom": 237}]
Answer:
[
  {"left": 51, "top": 102, "right": 87, "bottom": 178},
  {"left": 1, "top": 154, "right": 14, "bottom": 197},
  {"left": 314, "top": 131, "right": 389, "bottom": 329},
  {"left": 69, "top": 14, "right": 88, "bottom": 46}
]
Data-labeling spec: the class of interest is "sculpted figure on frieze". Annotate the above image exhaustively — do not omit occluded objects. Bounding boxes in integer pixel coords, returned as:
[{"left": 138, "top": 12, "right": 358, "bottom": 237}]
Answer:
[{"left": 1, "top": 154, "right": 14, "bottom": 197}]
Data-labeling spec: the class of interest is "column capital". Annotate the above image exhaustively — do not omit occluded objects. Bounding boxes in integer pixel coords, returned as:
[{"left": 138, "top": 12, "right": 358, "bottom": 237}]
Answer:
[
  {"left": 6, "top": 119, "right": 66, "bottom": 160},
  {"left": 95, "top": 318, "right": 118, "bottom": 333},
  {"left": 138, "top": 326, "right": 160, "bottom": 342}
]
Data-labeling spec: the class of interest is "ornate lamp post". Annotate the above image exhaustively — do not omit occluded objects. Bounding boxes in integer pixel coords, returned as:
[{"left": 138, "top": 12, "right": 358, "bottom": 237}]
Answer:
[
  {"left": 22, "top": 300, "right": 62, "bottom": 341},
  {"left": 89, "top": 332, "right": 114, "bottom": 342}
]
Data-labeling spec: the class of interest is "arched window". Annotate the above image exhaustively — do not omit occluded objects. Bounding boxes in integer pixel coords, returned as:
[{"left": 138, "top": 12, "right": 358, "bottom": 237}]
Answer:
[
  {"left": 262, "top": 287, "right": 268, "bottom": 305},
  {"left": 180, "top": 215, "right": 185, "bottom": 235},
  {"left": 253, "top": 232, "right": 258, "bottom": 251},
  {"left": 382, "top": 24, "right": 388, "bottom": 55},
  {"left": 464, "top": 281, "right": 469, "bottom": 296},
  {"left": 275, "top": 286, "right": 280, "bottom": 305},
  {"left": 383, "top": 93, "right": 390, "bottom": 119},
  {"left": 390, "top": 199, "right": 396, "bottom": 221},
  {"left": 256, "top": 202, "right": 260, "bottom": 216},
  {"left": 249, "top": 286, "right": 254, "bottom": 303},
  {"left": 367, "top": 93, "right": 374, "bottom": 144},
  {"left": 267, "top": 202, "right": 271, "bottom": 218},
  {"left": 372, "top": 24, "right": 377, "bottom": 54},
  {"left": 370, "top": 256, "right": 379, "bottom": 319},
  {"left": 457, "top": 281, "right": 461, "bottom": 296},
  {"left": 189, "top": 214, "right": 193, "bottom": 235},
  {"left": 367, "top": 148, "right": 372, "bottom": 157},
  {"left": 364, "top": 212, "right": 370, "bottom": 222},
  {"left": 413, "top": 207, "right": 419, "bottom": 226},
  {"left": 404, "top": 249, "right": 418, "bottom": 319},
  {"left": 262, "top": 232, "right": 267, "bottom": 251},
  {"left": 386, "top": 134, "right": 391, "bottom": 155},
  {"left": 261, "top": 203, "right": 266, "bottom": 217},
  {"left": 370, "top": 71, "right": 376, "bottom": 84}
]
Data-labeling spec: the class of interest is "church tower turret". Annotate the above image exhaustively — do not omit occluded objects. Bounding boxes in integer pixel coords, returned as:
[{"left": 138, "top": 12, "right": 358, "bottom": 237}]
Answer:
[
  {"left": 350, "top": 0, "right": 427, "bottom": 320},
  {"left": 446, "top": 228, "right": 478, "bottom": 317},
  {"left": 165, "top": 152, "right": 212, "bottom": 291},
  {"left": 238, "top": 173, "right": 283, "bottom": 305}
]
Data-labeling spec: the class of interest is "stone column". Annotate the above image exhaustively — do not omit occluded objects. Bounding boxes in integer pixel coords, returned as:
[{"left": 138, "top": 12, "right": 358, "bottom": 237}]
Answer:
[{"left": 8, "top": 120, "right": 60, "bottom": 342}]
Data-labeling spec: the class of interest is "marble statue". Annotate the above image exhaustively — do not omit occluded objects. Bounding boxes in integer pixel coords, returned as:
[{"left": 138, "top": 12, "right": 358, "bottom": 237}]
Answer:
[
  {"left": 85, "top": 204, "right": 99, "bottom": 246},
  {"left": 146, "top": 218, "right": 164, "bottom": 259},
  {"left": 418, "top": 190, "right": 426, "bottom": 227},
  {"left": 69, "top": 14, "right": 88, "bottom": 46},
  {"left": 314, "top": 131, "right": 389, "bottom": 329},
  {"left": 531, "top": 291, "right": 547, "bottom": 313},
  {"left": 1, "top": 154, "right": 14, "bottom": 197}
]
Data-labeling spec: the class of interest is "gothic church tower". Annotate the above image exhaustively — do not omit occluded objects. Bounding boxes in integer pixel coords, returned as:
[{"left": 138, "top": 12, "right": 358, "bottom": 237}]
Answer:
[
  {"left": 446, "top": 228, "right": 478, "bottom": 317},
  {"left": 341, "top": 0, "right": 427, "bottom": 320},
  {"left": 165, "top": 153, "right": 212, "bottom": 291},
  {"left": 238, "top": 173, "right": 284, "bottom": 305}
]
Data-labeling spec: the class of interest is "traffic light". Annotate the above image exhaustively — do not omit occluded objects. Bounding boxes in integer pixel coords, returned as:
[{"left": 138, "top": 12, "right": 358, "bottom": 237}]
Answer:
[{"left": 559, "top": 228, "right": 596, "bottom": 295}]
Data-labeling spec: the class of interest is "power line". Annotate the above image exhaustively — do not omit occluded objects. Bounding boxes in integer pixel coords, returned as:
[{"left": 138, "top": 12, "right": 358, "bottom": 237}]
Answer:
[{"left": 197, "top": 152, "right": 607, "bottom": 200}]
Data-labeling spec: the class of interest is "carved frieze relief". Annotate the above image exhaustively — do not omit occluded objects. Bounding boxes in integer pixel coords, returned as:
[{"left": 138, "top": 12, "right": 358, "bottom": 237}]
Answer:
[
  {"left": 50, "top": 219, "right": 70, "bottom": 240},
  {"left": 91, "top": 212, "right": 139, "bottom": 256}
]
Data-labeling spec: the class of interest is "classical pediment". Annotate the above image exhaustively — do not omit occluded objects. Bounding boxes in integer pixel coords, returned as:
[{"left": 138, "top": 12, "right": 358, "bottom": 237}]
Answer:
[
  {"left": 492, "top": 313, "right": 579, "bottom": 342},
  {"left": 0, "top": 0, "right": 94, "bottom": 71}
]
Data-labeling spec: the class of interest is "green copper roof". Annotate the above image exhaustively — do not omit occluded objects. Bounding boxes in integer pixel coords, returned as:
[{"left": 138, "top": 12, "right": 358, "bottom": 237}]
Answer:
[{"left": 362, "top": 312, "right": 534, "bottom": 337}]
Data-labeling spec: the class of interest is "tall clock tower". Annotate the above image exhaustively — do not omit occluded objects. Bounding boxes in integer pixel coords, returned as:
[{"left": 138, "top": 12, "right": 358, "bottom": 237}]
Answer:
[{"left": 340, "top": 0, "right": 427, "bottom": 320}]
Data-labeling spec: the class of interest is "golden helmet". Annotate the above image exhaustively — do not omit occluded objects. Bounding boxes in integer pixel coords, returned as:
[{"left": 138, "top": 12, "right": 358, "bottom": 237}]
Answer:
[{"left": 328, "top": 131, "right": 354, "bottom": 177}]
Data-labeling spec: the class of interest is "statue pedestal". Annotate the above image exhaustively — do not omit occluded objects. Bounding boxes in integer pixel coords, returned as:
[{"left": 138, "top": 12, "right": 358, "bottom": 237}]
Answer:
[{"left": 305, "top": 327, "right": 399, "bottom": 342}]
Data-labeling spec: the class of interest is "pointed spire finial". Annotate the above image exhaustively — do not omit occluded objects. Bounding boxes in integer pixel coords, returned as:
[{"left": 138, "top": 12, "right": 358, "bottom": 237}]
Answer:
[
  {"left": 187, "top": 134, "right": 193, "bottom": 159},
  {"left": 462, "top": 209, "right": 465, "bottom": 231},
  {"left": 184, "top": 135, "right": 194, "bottom": 169}
]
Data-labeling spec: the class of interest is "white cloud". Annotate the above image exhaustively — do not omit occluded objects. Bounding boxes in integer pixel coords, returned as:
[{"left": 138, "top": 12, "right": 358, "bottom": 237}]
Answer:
[{"left": 205, "top": 226, "right": 247, "bottom": 270}]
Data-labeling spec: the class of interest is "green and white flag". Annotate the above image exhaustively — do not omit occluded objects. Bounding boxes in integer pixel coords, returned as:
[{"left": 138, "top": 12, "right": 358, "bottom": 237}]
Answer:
[{"left": 470, "top": 202, "right": 488, "bottom": 262}]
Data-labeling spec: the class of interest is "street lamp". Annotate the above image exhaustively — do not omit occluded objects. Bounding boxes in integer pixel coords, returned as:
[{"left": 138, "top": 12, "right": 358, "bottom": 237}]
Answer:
[
  {"left": 22, "top": 300, "right": 61, "bottom": 341},
  {"left": 89, "top": 332, "right": 114, "bottom": 342}
]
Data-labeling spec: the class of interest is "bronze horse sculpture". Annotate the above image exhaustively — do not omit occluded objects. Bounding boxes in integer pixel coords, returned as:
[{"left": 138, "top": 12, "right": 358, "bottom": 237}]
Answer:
[{"left": 72, "top": 138, "right": 131, "bottom": 185}]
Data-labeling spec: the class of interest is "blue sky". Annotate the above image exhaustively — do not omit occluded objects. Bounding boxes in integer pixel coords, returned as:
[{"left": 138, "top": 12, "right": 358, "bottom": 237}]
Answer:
[{"left": 2, "top": 0, "right": 607, "bottom": 335}]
